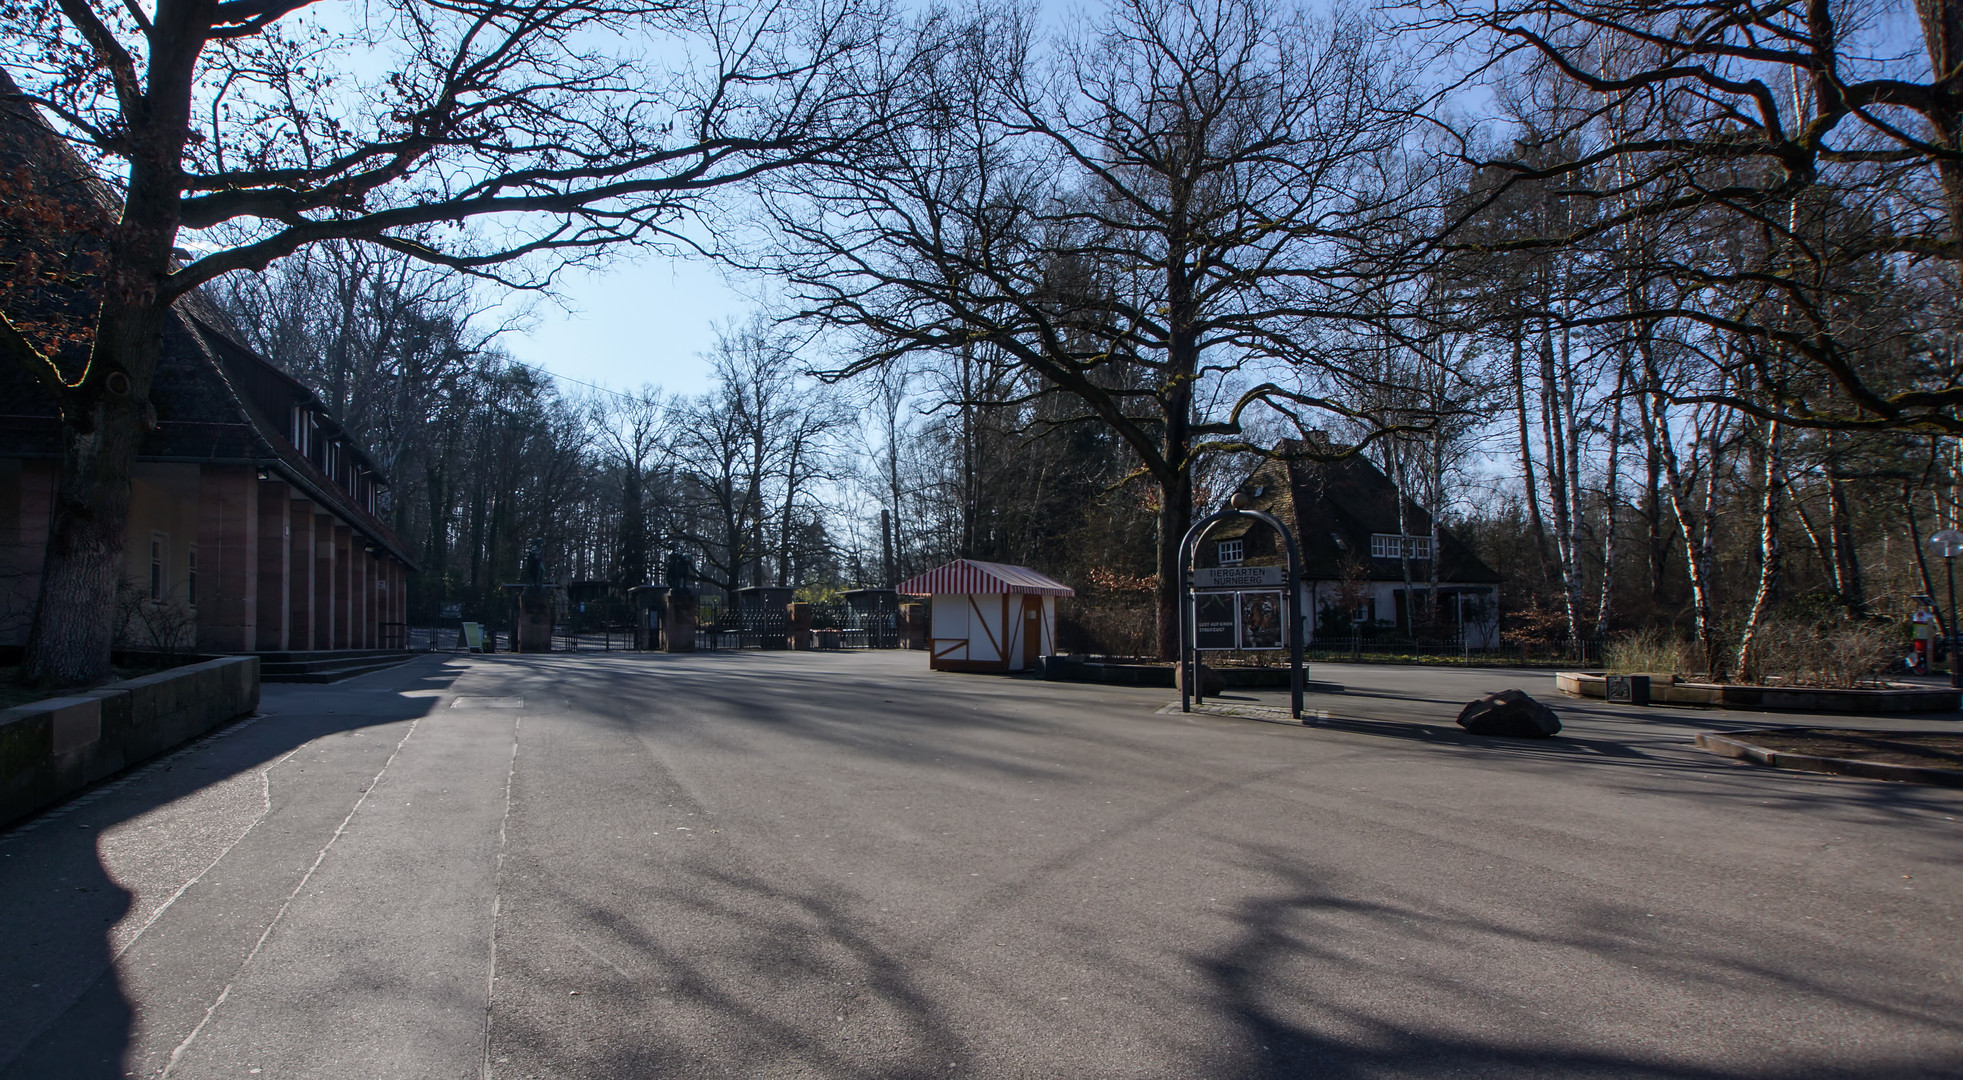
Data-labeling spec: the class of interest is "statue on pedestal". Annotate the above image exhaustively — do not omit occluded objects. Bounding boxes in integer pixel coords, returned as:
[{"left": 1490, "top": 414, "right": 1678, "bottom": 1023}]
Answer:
[
  {"left": 663, "top": 550, "right": 698, "bottom": 653},
  {"left": 665, "top": 550, "right": 694, "bottom": 596},
  {"left": 522, "top": 541, "right": 545, "bottom": 590},
  {"left": 512, "top": 539, "right": 553, "bottom": 652}
]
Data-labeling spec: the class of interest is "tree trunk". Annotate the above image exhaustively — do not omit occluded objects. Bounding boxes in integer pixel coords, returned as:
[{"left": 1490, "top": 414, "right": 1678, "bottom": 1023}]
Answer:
[
  {"left": 1635, "top": 346, "right": 1670, "bottom": 607},
  {"left": 1539, "top": 322, "right": 1580, "bottom": 642},
  {"left": 1511, "top": 329, "right": 1551, "bottom": 583},
  {"left": 1825, "top": 443, "right": 1863, "bottom": 610},
  {"left": 21, "top": 319, "right": 162, "bottom": 686},
  {"left": 19, "top": 33, "right": 196, "bottom": 686},
  {"left": 1594, "top": 363, "right": 1626, "bottom": 637},
  {"left": 1733, "top": 419, "right": 1782, "bottom": 679},
  {"left": 778, "top": 438, "right": 802, "bottom": 587},
  {"left": 1155, "top": 467, "right": 1191, "bottom": 662},
  {"left": 1654, "top": 397, "right": 1722, "bottom": 678}
]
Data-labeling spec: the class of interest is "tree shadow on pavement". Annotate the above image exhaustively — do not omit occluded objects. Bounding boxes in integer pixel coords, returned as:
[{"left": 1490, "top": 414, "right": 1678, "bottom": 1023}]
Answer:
[
  {"left": 1197, "top": 851, "right": 1963, "bottom": 1080},
  {"left": 0, "top": 662, "right": 459, "bottom": 1079},
  {"left": 1290, "top": 710, "right": 1963, "bottom": 828}
]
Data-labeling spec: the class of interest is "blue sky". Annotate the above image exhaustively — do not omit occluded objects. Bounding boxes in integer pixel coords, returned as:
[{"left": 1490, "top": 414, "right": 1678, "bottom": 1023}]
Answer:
[{"left": 487, "top": 254, "right": 747, "bottom": 400}]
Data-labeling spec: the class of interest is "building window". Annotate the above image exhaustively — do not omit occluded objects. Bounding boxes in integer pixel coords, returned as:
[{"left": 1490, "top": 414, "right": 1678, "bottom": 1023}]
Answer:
[
  {"left": 1216, "top": 539, "right": 1243, "bottom": 565},
  {"left": 150, "top": 534, "right": 166, "bottom": 601},
  {"left": 186, "top": 548, "right": 198, "bottom": 607},
  {"left": 1370, "top": 533, "right": 1432, "bottom": 560}
]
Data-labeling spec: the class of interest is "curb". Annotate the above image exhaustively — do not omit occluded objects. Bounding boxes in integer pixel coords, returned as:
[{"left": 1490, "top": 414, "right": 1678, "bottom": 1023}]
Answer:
[
  {"left": 1694, "top": 730, "right": 1963, "bottom": 788},
  {"left": 1559, "top": 671, "right": 1962, "bottom": 714},
  {"left": 1156, "top": 702, "right": 1331, "bottom": 725}
]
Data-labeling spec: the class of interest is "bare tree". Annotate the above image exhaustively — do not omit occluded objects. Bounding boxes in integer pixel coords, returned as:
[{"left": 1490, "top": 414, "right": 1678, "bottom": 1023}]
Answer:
[
  {"left": 590, "top": 386, "right": 671, "bottom": 590},
  {"left": 0, "top": 0, "right": 900, "bottom": 686},
  {"left": 1429, "top": 1, "right": 1963, "bottom": 433},
  {"left": 752, "top": 0, "right": 1423, "bottom": 656},
  {"left": 672, "top": 318, "right": 833, "bottom": 593}
]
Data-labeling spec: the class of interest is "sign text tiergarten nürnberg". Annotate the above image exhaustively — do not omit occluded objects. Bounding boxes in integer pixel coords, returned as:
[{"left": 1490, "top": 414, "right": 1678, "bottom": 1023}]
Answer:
[{"left": 1192, "top": 565, "right": 1285, "bottom": 589}]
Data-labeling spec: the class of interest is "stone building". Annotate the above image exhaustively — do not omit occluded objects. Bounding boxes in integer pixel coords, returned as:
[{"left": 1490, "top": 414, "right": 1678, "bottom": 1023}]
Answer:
[
  {"left": 0, "top": 310, "right": 419, "bottom": 653},
  {"left": 0, "top": 73, "right": 415, "bottom": 654},
  {"left": 1202, "top": 444, "right": 1503, "bottom": 647}
]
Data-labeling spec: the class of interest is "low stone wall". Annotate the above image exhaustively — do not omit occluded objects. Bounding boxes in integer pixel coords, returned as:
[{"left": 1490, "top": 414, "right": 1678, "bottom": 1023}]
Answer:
[
  {"left": 1556, "top": 671, "right": 1959, "bottom": 714},
  {"left": 0, "top": 655, "right": 259, "bottom": 827}
]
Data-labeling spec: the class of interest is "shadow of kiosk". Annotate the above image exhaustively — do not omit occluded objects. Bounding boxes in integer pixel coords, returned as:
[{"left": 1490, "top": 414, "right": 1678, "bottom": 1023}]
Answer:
[{"left": 1177, "top": 498, "right": 1309, "bottom": 721}]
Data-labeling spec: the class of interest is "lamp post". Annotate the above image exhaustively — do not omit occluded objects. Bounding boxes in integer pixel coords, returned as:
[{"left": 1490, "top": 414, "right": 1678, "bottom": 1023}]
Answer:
[{"left": 1928, "top": 529, "right": 1963, "bottom": 687}]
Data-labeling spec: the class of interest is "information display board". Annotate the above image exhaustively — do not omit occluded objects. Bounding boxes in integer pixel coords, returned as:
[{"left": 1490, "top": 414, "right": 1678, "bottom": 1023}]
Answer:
[
  {"left": 1178, "top": 507, "right": 1306, "bottom": 719},
  {"left": 1193, "top": 565, "right": 1284, "bottom": 589},
  {"left": 1194, "top": 590, "right": 1286, "bottom": 650},
  {"left": 1195, "top": 593, "right": 1238, "bottom": 650},
  {"left": 1239, "top": 591, "right": 1283, "bottom": 649}
]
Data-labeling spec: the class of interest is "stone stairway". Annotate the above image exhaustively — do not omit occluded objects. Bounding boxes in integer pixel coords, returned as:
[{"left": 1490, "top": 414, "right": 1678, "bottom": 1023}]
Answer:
[{"left": 257, "top": 649, "right": 419, "bottom": 683}]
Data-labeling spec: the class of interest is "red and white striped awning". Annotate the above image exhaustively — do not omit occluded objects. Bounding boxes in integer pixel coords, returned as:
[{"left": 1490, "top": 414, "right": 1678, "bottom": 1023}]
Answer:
[{"left": 896, "top": 559, "right": 1075, "bottom": 598}]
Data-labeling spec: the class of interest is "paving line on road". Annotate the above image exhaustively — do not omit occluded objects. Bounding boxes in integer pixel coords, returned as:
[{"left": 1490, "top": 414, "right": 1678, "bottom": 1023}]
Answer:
[
  {"left": 110, "top": 741, "right": 309, "bottom": 965},
  {"left": 481, "top": 711, "right": 522, "bottom": 1080},
  {"left": 159, "top": 714, "right": 426, "bottom": 1080}
]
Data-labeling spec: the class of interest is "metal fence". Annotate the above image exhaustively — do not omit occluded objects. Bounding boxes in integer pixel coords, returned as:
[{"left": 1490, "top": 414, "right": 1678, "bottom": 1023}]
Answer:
[
  {"left": 690, "top": 597, "right": 902, "bottom": 651},
  {"left": 808, "top": 601, "right": 901, "bottom": 649}
]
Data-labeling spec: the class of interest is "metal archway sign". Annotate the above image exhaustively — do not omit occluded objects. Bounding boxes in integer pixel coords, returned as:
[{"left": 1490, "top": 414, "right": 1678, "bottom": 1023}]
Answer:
[{"left": 1177, "top": 508, "right": 1308, "bottom": 721}]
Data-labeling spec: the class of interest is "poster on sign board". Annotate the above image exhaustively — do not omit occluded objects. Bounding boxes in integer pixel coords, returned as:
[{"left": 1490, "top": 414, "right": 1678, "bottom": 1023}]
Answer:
[
  {"left": 1195, "top": 592, "right": 1238, "bottom": 650},
  {"left": 1239, "top": 591, "right": 1283, "bottom": 649}
]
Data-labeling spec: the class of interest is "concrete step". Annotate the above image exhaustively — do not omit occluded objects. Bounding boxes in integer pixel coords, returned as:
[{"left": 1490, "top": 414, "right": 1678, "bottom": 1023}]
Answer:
[
  {"left": 259, "top": 650, "right": 418, "bottom": 683},
  {"left": 255, "top": 648, "right": 411, "bottom": 664}
]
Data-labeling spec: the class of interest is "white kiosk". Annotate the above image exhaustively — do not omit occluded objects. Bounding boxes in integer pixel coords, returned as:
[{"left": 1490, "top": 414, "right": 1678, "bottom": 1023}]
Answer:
[{"left": 898, "top": 560, "right": 1074, "bottom": 673}]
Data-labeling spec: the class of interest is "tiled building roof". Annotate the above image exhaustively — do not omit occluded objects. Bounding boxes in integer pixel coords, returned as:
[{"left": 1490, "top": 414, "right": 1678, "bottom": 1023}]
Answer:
[
  {"left": 1207, "top": 442, "right": 1501, "bottom": 585},
  {"left": 898, "top": 560, "right": 1075, "bottom": 597},
  {"left": 0, "top": 67, "right": 415, "bottom": 568}
]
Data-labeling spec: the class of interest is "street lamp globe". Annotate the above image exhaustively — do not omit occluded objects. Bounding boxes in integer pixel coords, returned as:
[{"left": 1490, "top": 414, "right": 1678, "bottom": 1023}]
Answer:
[{"left": 1931, "top": 529, "right": 1963, "bottom": 558}]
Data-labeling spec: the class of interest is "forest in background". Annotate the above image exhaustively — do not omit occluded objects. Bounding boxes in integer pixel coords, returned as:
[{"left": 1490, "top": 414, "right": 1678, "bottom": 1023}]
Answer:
[{"left": 10, "top": 0, "right": 1963, "bottom": 680}]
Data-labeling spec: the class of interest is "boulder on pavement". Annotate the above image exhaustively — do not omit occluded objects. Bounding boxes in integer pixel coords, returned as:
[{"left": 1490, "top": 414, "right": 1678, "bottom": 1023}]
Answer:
[
  {"left": 1457, "top": 689, "right": 1561, "bottom": 738},
  {"left": 1175, "top": 661, "right": 1226, "bottom": 697}
]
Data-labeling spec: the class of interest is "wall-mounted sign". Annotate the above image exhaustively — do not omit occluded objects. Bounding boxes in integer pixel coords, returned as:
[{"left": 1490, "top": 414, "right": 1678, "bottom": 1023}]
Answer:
[
  {"left": 1195, "top": 590, "right": 1287, "bottom": 650},
  {"left": 1193, "top": 565, "right": 1284, "bottom": 589}
]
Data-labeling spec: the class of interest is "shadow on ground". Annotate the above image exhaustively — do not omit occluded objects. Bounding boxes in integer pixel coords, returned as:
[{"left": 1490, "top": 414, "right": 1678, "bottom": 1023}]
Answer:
[{"left": 0, "top": 662, "right": 458, "bottom": 1079}]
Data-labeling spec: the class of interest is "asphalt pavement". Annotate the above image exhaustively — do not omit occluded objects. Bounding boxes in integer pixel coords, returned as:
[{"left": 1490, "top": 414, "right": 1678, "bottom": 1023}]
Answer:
[{"left": 2, "top": 651, "right": 1958, "bottom": 1079}]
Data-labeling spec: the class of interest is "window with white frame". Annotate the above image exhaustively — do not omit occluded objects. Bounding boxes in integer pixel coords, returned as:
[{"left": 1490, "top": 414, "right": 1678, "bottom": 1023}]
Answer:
[
  {"left": 1216, "top": 539, "right": 1244, "bottom": 565},
  {"left": 1370, "top": 533, "right": 1432, "bottom": 560}
]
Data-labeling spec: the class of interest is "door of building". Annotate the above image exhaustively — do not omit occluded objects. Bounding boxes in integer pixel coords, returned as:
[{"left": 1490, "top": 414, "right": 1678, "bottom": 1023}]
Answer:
[{"left": 1022, "top": 602, "right": 1041, "bottom": 668}]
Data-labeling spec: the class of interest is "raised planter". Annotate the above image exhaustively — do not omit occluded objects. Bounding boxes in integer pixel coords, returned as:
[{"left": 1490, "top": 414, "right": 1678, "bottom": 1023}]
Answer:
[
  {"left": 1557, "top": 671, "right": 1959, "bottom": 714},
  {"left": 0, "top": 655, "right": 259, "bottom": 827}
]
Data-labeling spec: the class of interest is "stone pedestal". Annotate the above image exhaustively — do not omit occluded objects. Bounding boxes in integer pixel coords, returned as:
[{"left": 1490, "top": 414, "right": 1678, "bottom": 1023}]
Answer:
[
  {"left": 787, "top": 602, "right": 813, "bottom": 650},
  {"left": 627, "top": 585, "right": 668, "bottom": 650},
  {"left": 512, "top": 586, "right": 554, "bottom": 653},
  {"left": 665, "top": 591, "right": 697, "bottom": 652}
]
